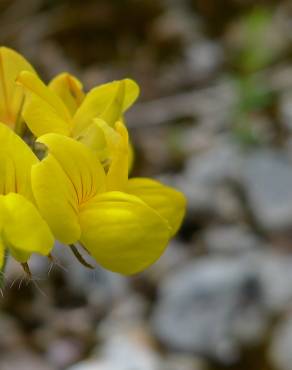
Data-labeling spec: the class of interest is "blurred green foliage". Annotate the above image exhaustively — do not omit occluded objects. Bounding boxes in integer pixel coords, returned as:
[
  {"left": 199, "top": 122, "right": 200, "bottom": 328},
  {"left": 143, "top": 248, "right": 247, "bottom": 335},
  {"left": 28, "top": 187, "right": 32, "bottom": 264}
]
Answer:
[
  {"left": 232, "top": 76, "right": 275, "bottom": 147},
  {"left": 237, "top": 7, "right": 274, "bottom": 73},
  {"left": 231, "top": 7, "right": 277, "bottom": 147}
]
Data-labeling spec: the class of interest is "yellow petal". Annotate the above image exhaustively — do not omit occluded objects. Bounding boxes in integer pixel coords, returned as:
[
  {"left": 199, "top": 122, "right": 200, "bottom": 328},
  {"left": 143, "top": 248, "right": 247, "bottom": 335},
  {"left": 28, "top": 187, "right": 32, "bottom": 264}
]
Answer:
[
  {"left": 96, "top": 120, "right": 129, "bottom": 191},
  {"left": 72, "top": 79, "right": 139, "bottom": 135},
  {"left": 77, "top": 120, "right": 134, "bottom": 173},
  {"left": 0, "top": 122, "right": 38, "bottom": 199},
  {"left": 0, "top": 47, "right": 35, "bottom": 129},
  {"left": 31, "top": 153, "right": 81, "bottom": 244},
  {"left": 17, "top": 71, "right": 72, "bottom": 137},
  {"left": 37, "top": 133, "right": 106, "bottom": 203},
  {"left": 1, "top": 193, "right": 54, "bottom": 262},
  {"left": 99, "top": 80, "right": 125, "bottom": 125},
  {"left": 79, "top": 191, "right": 171, "bottom": 275},
  {"left": 127, "top": 178, "right": 186, "bottom": 236},
  {"left": 0, "top": 238, "right": 4, "bottom": 269},
  {"left": 49, "top": 73, "right": 85, "bottom": 116},
  {"left": 120, "top": 116, "right": 135, "bottom": 173},
  {"left": 76, "top": 120, "right": 108, "bottom": 163},
  {"left": 32, "top": 132, "right": 107, "bottom": 244}
]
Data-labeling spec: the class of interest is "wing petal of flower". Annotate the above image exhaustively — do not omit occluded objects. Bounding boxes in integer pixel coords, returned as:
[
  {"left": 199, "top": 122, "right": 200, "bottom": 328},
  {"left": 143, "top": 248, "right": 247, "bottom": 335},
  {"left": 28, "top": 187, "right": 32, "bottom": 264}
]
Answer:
[
  {"left": 0, "top": 47, "right": 35, "bottom": 129},
  {"left": 79, "top": 191, "right": 171, "bottom": 275},
  {"left": 49, "top": 73, "right": 85, "bottom": 115},
  {"left": 127, "top": 178, "right": 186, "bottom": 236},
  {"left": 17, "top": 71, "right": 72, "bottom": 136},
  {"left": 1, "top": 193, "right": 54, "bottom": 261},
  {"left": 72, "top": 79, "right": 139, "bottom": 135}
]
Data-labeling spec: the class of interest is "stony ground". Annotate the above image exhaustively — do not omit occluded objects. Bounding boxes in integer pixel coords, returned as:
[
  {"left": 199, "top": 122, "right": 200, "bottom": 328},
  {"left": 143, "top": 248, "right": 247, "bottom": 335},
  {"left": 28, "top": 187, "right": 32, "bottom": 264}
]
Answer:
[{"left": 2, "top": 0, "right": 292, "bottom": 369}]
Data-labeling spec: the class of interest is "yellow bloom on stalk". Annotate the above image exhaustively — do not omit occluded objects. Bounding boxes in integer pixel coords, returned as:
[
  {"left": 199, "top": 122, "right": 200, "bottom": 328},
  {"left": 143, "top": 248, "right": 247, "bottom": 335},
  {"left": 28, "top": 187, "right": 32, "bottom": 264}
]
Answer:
[
  {"left": 17, "top": 71, "right": 138, "bottom": 168},
  {"left": 31, "top": 122, "right": 186, "bottom": 275},
  {"left": 0, "top": 46, "right": 186, "bottom": 276},
  {"left": 0, "top": 123, "right": 54, "bottom": 268},
  {"left": 0, "top": 47, "right": 35, "bottom": 133}
]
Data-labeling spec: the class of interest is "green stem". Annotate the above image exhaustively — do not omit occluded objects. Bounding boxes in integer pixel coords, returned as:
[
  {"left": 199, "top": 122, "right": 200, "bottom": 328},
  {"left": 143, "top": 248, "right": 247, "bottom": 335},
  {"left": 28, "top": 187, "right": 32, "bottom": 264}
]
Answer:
[{"left": 69, "top": 244, "right": 95, "bottom": 269}]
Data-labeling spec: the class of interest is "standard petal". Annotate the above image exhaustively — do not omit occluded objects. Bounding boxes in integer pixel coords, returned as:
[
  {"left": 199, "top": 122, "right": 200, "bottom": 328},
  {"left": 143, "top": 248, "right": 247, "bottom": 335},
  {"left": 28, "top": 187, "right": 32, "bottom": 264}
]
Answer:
[
  {"left": 72, "top": 79, "right": 139, "bottom": 135},
  {"left": 126, "top": 178, "right": 186, "bottom": 236},
  {"left": 98, "top": 121, "right": 129, "bottom": 191},
  {"left": 0, "top": 47, "right": 35, "bottom": 128},
  {"left": 76, "top": 120, "right": 108, "bottom": 163},
  {"left": 31, "top": 154, "right": 81, "bottom": 244},
  {"left": 49, "top": 73, "right": 85, "bottom": 115},
  {"left": 77, "top": 120, "right": 134, "bottom": 174},
  {"left": 79, "top": 191, "right": 171, "bottom": 275},
  {"left": 17, "top": 71, "right": 72, "bottom": 137},
  {"left": 1, "top": 193, "right": 54, "bottom": 261},
  {"left": 99, "top": 80, "right": 125, "bottom": 125},
  {"left": 0, "top": 122, "right": 38, "bottom": 199},
  {"left": 37, "top": 133, "right": 106, "bottom": 203}
]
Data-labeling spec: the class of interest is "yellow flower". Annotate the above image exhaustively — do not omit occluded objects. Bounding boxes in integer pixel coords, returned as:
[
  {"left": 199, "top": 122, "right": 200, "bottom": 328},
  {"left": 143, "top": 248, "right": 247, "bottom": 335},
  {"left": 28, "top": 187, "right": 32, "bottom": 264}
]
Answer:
[
  {"left": 48, "top": 73, "right": 85, "bottom": 116},
  {"left": 0, "top": 123, "right": 54, "bottom": 268},
  {"left": 17, "top": 71, "right": 138, "bottom": 164},
  {"left": 94, "top": 120, "right": 186, "bottom": 236},
  {"left": 18, "top": 71, "right": 137, "bottom": 170},
  {"left": 31, "top": 123, "right": 186, "bottom": 275},
  {"left": 0, "top": 46, "right": 185, "bottom": 279},
  {"left": 0, "top": 47, "right": 35, "bottom": 133}
]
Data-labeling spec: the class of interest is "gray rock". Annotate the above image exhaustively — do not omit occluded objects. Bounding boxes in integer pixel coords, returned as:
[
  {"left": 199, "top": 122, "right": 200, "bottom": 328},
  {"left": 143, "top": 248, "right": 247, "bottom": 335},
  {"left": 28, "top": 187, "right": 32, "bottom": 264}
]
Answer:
[
  {"left": 242, "top": 149, "right": 292, "bottom": 232},
  {"left": 211, "top": 186, "right": 244, "bottom": 222},
  {"left": 269, "top": 315, "right": 292, "bottom": 370},
  {"left": 279, "top": 91, "right": 292, "bottom": 132},
  {"left": 177, "top": 138, "right": 243, "bottom": 217},
  {"left": 185, "top": 40, "right": 224, "bottom": 80},
  {"left": 46, "top": 337, "right": 84, "bottom": 369},
  {"left": 98, "top": 294, "right": 149, "bottom": 331},
  {"left": 53, "top": 242, "right": 130, "bottom": 309},
  {"left": 162, "top": 354, "right": 206, "bottom": 370},
  {"left": 100, "top": 331, "right": 161, "bottom": 370},
  {"left": 184, "top": 138, "right": 241, "bottom": 185},
  {"left": 127, "top": 80, "right": 236, "bottom": 130},
  {"left": 0, "top": 313, "right": 24, "bottom": 349},
  {"left": 67, "top": 361, "right": 115, "bottom": 370},
  {"left": 256, "top": 251, "right": 292, "bottom": 313},
  {"left": 70, "top": 323, "right": 161, "bottom": 370},
  {"left": 175, "top": 176, "right": 216, "bottom": 215},
  {"left": 203, "top": 225, "right": 261, "bottom": 254},
  {"left": 144, "top": 240, "right": 191, "bottom": 282},
  {"left": 151, "top": 256, "right": 265, "bottom": 364},
  {"left": 66, "top": 265, "right": 130, "bottom": 309},
  {"left": 0, "top": 350, "right": 55, "bottom": 370}
]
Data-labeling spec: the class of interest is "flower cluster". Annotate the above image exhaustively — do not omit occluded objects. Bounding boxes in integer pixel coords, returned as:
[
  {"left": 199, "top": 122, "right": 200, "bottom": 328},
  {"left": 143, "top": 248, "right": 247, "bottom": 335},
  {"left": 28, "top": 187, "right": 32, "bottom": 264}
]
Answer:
[{"left": 0, "top": 47, "right": 186, "bottom": 276}]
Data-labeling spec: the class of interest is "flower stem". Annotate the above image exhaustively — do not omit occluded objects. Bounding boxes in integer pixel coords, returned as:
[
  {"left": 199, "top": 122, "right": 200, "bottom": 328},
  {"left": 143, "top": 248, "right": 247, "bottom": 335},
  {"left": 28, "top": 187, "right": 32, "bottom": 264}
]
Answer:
[{"left": 69, "top": 244, "right": 95, "bottom": 269}]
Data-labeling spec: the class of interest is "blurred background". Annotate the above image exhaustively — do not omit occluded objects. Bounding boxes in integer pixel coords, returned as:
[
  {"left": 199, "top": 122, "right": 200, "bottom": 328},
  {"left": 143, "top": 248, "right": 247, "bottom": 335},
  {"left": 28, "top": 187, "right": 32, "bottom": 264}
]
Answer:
[{"left": 2, "top": 0, "right": 292, "bottom": 369}]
